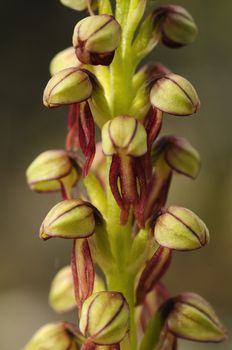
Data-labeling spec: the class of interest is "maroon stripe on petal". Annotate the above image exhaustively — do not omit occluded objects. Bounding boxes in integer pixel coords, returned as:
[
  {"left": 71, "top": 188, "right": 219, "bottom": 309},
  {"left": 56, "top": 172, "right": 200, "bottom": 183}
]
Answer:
[
  {"left": 134, "top": 157, "right": 147, "bottom": 228},
  {"left": 109, "top": 155, "right": 124, "bottom": 210}
]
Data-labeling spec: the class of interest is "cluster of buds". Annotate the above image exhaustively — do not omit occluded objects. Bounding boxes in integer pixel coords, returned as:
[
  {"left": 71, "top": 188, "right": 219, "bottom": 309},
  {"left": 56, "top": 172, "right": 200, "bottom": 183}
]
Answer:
[{"left": 24, "top": 1, "right": 226, "bottom": 350}]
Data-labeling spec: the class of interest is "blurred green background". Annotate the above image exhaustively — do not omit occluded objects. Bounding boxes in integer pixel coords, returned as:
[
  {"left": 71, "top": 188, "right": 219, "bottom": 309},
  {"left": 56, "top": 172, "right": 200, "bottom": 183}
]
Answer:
[{"left": 1, "top": 0, "right": 231, "bottom": 349}]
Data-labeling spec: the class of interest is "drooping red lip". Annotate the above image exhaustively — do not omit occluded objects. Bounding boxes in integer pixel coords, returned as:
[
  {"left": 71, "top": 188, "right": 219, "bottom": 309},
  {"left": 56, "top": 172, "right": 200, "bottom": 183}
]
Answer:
[{"left": 66, "top": 102, "right": 96, "bottom": 177}]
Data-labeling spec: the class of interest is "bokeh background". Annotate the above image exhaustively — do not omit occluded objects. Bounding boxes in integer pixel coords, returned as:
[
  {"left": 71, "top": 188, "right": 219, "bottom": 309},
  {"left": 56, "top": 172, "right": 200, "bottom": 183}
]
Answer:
[{"left": 1, "top": 0, "right": 232, "bottom": 349}]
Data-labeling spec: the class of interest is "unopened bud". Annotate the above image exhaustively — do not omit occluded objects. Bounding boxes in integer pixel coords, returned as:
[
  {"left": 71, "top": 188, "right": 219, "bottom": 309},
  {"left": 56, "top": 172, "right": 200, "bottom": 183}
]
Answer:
[
  {"left": 49, "top": 266, "right": 105, "bottom": 313},
  {"left": 80, "top": 291, "right": 129, "bottom": 345},
  {"left": 73, "top": 15, "right": 121, "bottom": 66},
  {"left": 167, "top": 293, "right": 227, "bottom": 342},
  {"left": 150, "top": 73, "right": 200, "bottom": 116},
  {"left": 43, "top": 68, "right": 93, "bottom": 108},
  {"left": 23, "top": 322, "right": 79, "bottom": 350},
  {"left": 154, "top": 206, "right": 209, "bottom": 250},
  {"left": 49, "top": 266, "right": 75, "bottom": 313},
  {"left": 153, "top": 136, "right": 201, "bottom": 178},
  {"left": 50, "top": 47, "right": 81, "bottom": 76},
  {"left": 153, "top": 5, "right": 198, "bottom": 48},
  {"left": 26, "top": 150, "right": 78, "bottom": 193},
  {"left": 60, "top": 0, "right": 97, "bottom": 12},
  {"left": 40, "top": 199, "right": 95, "bottom": 240},
  {"left": 102, "top": 116, "right": 147, "bottom": 157}
]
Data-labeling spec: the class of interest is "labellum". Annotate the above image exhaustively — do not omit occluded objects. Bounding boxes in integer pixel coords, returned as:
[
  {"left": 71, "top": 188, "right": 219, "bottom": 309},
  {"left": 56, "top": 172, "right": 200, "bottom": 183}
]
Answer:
[
  {"left": 102, "top": 116, "right": 148, "bottom": 227},
  {"left": 66, "top": 102, "right": 96, "bottom": 176},
  {"left": 136, "top": 246, "right": 172, "bottom": 305},
  {"left": 71, "top": 239, "right": 95, "bottom": 309}
]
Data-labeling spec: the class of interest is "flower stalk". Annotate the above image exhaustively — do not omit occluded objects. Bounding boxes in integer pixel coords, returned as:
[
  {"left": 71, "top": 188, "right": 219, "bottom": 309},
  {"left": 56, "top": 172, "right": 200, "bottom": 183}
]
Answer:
[{"left": 24, "top": 1, "right": 227, "bottom": 350}]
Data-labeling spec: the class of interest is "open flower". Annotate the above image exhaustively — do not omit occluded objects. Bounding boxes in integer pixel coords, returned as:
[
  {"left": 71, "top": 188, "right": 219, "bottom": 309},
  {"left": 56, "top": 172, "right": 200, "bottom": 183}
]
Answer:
[
  {"left": 43, "top": 68, "right": 96, "bottom": 176},
  {"left": 102, "top": 115, "right": 147, "bottom": 226},
  {"left": 26, "top": 150, "right": 79, "bottom": 196}
]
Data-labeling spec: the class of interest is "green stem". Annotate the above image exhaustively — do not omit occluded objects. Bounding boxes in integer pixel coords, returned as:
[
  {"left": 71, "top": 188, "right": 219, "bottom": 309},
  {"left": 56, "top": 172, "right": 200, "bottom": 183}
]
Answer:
[
  {"left": 107, "top": 269, "right": 137, "bottom": 350},
  {"left": 104, "top": 3, "right": 150, "bottom": 349},
  {"left": 104, "top": 157, "right": 137, "bottom": 349},
  {"left": 83, "top": 173, "right": 107, "bottom": 218},
  {"left": 98, "top": 0, "right": 113, "bottom": 15},
  {"left": 139, "top": 309, "right": 165, "bottom": 350},
  {"left": 116, "top": 0, "right": 130, "bottom": 28}
]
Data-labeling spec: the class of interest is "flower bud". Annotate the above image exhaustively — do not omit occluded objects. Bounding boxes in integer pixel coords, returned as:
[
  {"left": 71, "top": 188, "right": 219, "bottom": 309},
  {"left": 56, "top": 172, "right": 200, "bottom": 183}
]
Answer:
[
  {"left": 60, "top": 0, "right": 97, "bottom": 12},
  {"left": 154, "top": 206, "right": 209, "bottom": 250},
  {"left": 26, "top": 150, "right": 78, "bottom": 193},
  {"left": 43, "top": 68, "right": 93, "bottom": 108},
  {"left": 80, "top": 291, "right": 129, "bottom": 345},
  {"left": 23, "top": 322, "right": 79, "bottom": 350},
  {"left": 150, "top": 73, "right": 200, "bottom": 116},
  {"left": 40, "top": 199, "right": 95, "bottom": 240},
  {"left": 49, "top": 266, "right": 75, "bottom": 313},
  {"left": 167, "top": 293, "right": 227, "bottom": 342},
  {"left": 102, "top": 116, "right": 147, "bottom": 157},
  {"left": 73, "top": 15, "right": 121, "bottom": 66},
  {"left": 50, "top": 47, "right": 82, "bottom": 76},
  {"left": 153, "top": 5, "right": 198, "bottom": 48},
  {"left": 49, "top": 265, "right": 105, "bottom": 313},
  {"left": 154, "top": 136, "right": 201, "bottom": 179},
  {"left": 134, "top": 63, "right": 171, "bottom": 91}
]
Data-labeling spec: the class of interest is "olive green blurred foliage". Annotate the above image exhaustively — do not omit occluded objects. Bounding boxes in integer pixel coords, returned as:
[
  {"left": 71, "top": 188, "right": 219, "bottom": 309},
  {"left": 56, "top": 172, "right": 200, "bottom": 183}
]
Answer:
[{"left": 0, "top": 1, "right": 231, "bottom": 349}]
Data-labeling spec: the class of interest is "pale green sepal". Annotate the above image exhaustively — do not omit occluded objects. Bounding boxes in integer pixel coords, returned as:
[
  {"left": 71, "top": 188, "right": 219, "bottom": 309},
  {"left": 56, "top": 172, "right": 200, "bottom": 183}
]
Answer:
[
  {"left": 150, "top": 73, "right": 200, "bottom": 116},
  {"left": 26, "top": 150, "right": 78, "bottom": 193},
  {"left": 165, "top": 136, "right": 201, "bottom": 178},
  {"left": 43, "top": 68, "right": 93, "bottom": 108},
  {"left": 154, "top": 206, "right": 209, "bottom": 250},
  {"left": 40, "top": 199, "right": 96, "bottom": 240},
  {"left": 60, "top": 0, "right": 97, "bottom": 11},
  {"left": 80, "top": 291, "right": 129, "bottom": 345},
  {"left": 102, "top": 116, "right": 147, "bottom": 157},
  {"left": 49, "top": 265, "right": 106, "bottom": 314},
  {"left": 168, "top": 293, "right": 227, "bottom": 342},
  {"left": 23, "top": 322, "right": 79, "bottom": 350},
  {"left": 50, "top": 47, "right": 81, "bottom": 76},
  {"left": 49, "top": 266, "right": 75, "bottom": 313}
]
